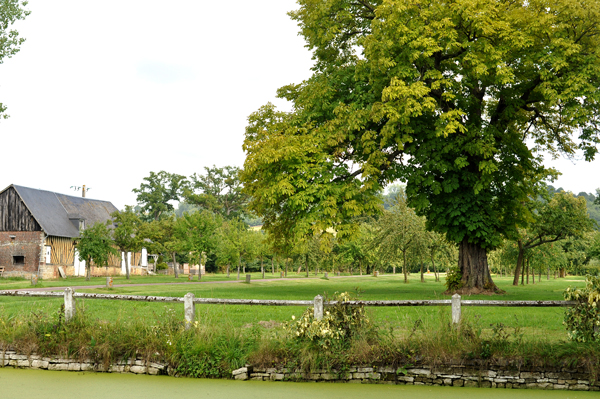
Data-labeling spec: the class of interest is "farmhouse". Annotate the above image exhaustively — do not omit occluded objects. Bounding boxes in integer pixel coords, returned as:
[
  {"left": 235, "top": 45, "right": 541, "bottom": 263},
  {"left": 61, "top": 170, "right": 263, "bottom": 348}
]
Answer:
[{"left": 0, "top": 184, "right": 146, "bottom": 279}]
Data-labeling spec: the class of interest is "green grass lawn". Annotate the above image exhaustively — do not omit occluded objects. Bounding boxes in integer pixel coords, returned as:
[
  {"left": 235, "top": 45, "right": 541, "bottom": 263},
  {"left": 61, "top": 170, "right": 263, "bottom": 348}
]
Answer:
[{"left": 0, "top": 273, "right": 587, "bottom": 343}]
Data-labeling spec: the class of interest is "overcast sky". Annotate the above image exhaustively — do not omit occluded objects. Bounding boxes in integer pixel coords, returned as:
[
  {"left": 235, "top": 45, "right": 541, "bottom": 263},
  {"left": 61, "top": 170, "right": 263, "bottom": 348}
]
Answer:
[{"left": 1, "top": 0, "right": 598, "bottom": 210}]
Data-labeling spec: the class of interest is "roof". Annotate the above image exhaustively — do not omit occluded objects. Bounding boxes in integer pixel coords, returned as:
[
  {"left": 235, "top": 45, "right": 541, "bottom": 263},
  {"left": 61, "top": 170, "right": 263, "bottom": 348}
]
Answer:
[{"left": 6, "top": 185, "right": 118, "bottom": 238}]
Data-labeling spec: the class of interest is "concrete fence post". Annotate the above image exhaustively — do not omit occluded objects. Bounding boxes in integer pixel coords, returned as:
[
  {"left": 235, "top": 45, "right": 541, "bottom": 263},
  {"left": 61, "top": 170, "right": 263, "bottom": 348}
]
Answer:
[
  {"left": 246, "top": 274, "right": 251, "bottom": 284},
  {"left": 31, "top": 274, "right": 38, "bottom": 286},
  {"left": 64, "top": 288, "right": 75, "bottom": 322},
  {"left": 314, "top": 295, "right": 324, "bottom": 321},
  {"left": 324, "top": 272, "right": 328, "bottom": 279},
  {"left": 184, "top": 293, "right": 195, "bottom": 329},
  {"left": 106, "top": 277, "right": 113, "bottom": 288},
  {"left": 451, "top": 294, "right": 461, "bottom": 326}
]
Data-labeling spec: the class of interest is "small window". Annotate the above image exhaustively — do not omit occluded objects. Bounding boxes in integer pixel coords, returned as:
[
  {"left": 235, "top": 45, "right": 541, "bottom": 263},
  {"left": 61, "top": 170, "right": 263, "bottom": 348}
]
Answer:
[{"left": 13, "top": 256, "right": 24, "bottom": 265}]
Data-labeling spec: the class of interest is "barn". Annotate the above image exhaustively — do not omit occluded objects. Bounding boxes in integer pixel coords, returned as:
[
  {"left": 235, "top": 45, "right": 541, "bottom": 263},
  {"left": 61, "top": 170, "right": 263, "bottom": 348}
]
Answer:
[{"left": 0, "top": 184, "right": 146, "bottom": 279}]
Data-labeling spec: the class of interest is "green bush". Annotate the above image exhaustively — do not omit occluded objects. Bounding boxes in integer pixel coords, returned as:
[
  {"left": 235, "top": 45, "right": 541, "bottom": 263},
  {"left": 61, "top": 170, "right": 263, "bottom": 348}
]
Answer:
[
  {"left": 564, "top": 276, "right": 600, "bottom": 343},
  {"left": 445, "top": 266, "right": 463, "bottom": 292},
  {"left": 156, "top": 262, "right": 168, "bottom": 271},
  {"left": 284, "top": 292, "right": 370, "bottom": 349}
]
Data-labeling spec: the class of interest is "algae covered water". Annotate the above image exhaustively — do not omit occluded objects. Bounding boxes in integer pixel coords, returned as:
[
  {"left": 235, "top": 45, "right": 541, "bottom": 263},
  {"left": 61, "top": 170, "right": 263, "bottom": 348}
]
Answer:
[{"left": 0, "top": 368, "right": 596, "bottom": 399}]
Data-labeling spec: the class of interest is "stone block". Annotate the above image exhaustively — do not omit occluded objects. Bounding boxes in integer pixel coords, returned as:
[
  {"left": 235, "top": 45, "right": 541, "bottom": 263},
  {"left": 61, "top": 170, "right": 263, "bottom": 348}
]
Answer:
[
  {"left": 80, "top": 363, "right": 93, "bottom": 371},
  {"left": 130, "top": 366, "right": 146, "bottom": 374},
  {"left": 148, "top": 367, "right": 160, "bottom": 375},
  {"left": 358, "top": 367, "right": 373, "bottom": 373},
  {"left": 554, "top": 385, "right": 567, "bottom": 390},
  {"left": 464, "top": 381, "right": 478, "bottom": 387},
  {"left": 398, "top": 376, "right": 414, "bottom": 382},
  {"left": 234, "top": 373, "right": 248, "bottom": 380},
  {"left": 48, "top": 363, "right": 69, "bottom": 371},
  {"left": 10, "top": 354, "right": 28, "bottom": 360},
  {"left": 569, "top": 384, "right": 590, "bottom": 391},
  {"left": 366, "top": 373, "right": 381, "bottom": 380},
  {"left": 31, "top": 360, "right": 48, "bottom": 369},
  {"left": 321, "top": 373, "right": 336, "bottom": 380},
  {"left": 443, "top": 378, "right": 452, "bottom": 385},
  {"left": 232, "top": 367, "right": 248, "bottom": 376},
  {"left": 68, "top": 363, "right": 81, "bottom": 371},
  {"left": 353, "top": 373, "right": 365, "bottom": 379},
  {"left": 16, "top": 360, "right": 30, "bottom": 367},
  {"left": 408, "top": 368, "right": 431, "bottom": 376},
  {"left": 251, "top": 377, "right": 263, "bottom": 381},
  {"left": 274, "top": 374, "right": 285, "bottom": 381},
  {"left": 453, "top": 380, "right": 464, "bottom": 387}
]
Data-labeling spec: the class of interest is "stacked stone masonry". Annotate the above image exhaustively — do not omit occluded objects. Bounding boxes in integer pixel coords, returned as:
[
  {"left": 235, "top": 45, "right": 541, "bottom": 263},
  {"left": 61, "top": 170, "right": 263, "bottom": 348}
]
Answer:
[
  {"left": 234, "top": 364, "right": 599, "bottom": 391},
  {"left": 2, "top": 350, "right": 598, "bottom": 391}
]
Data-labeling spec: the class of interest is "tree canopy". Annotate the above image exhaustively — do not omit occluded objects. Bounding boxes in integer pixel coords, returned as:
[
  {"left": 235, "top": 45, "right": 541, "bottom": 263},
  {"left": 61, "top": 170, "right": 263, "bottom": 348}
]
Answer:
[{"left": 242, "top": 0, "right": 600, "bottom": 292}]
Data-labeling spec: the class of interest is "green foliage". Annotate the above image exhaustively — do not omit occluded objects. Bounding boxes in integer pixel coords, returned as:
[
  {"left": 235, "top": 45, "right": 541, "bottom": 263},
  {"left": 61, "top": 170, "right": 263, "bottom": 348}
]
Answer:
[
  {"left": 74, "top": 222, "right": 118, "bottom": 280},
  {"left": 133, "top": 171, "right": 188, "bottom": 221},
  {"left": 185, "top": 166, "right": 249, "bottom": 220},
  {"left": 243, "top": 0, "right": 600, "bottom": 290},
  {"left": 0, "top": 0, "right": 29, "bottom": 119},
  {"left": 564, "top": 276, "right": 600, "bottom": 343},
  {"left": 285, "top": 292, "right": 371, "bottom": 349},
  {"left": 445, "top": 266, "right": 463, "bottom": 292}
]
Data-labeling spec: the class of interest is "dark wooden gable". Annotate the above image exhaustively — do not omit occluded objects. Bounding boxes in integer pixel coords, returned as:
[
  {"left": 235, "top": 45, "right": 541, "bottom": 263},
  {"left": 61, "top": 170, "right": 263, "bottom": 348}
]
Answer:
[{"left": 0, "top": 186, "right": 42, "bottom": 231}]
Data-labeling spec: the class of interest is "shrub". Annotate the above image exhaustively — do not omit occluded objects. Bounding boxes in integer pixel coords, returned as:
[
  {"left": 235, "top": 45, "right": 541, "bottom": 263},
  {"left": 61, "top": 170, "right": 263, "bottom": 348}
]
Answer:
[
  {"left": 564, "top": 276, "right": 600, "bottom": 343},
  {"left": 445, "top": 266, "right": 463, "bottom": 292},
  {"left": 284, "top": 292, "right": 370, "bottom": 349}
]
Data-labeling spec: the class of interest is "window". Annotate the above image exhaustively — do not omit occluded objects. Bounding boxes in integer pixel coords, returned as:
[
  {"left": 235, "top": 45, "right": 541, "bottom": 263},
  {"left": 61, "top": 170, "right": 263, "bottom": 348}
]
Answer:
[{"left": 13, "top": 256, "right": 24, "bottom": 265}]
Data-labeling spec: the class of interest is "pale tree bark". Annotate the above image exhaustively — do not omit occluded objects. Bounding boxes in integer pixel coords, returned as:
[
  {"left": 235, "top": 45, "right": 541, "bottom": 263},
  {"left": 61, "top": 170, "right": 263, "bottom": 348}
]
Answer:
[{"left": 171, "top": 252, "right": 179, "bottom": 278}]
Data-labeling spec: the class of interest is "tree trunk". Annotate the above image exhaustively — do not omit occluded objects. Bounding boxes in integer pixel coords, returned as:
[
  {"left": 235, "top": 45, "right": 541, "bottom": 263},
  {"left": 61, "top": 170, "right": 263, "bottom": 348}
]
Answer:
[
  {"left": 420, "top": 258, "right": 424, "bottom": 283},
  {"left": 284, "top": 259, "right": 288, "bottom": 277},
  {"left": 261, "top": 257, "right": 264, "bottom": 279},
  {"left": 393, "top": 264, "right": 396, "bottom": 274},
  {"left": 172, "top": 252, "right": 178, "bottom": 279},
  {"left": 227, "top": 264, "right": 230, "bottom": 278},
  {"left": 125, "top": 251, "right": 130, "bottom": 280},
  {"left": 305, "top": 254, "right": 309, "bottom": 278},
  {"left": 547, "top": 266, "right": 550, "bottom": 281},
  {"left": 402, "top": 251, "right": 408, "bottom": 283},
  {"left": 271, "top": 258, "right": 274, "bottom": 275},
  {"left": 430, "top": 254, "right": 439, "bottom": 282},
  {"left": 86, "top": 262, "right": 91, "bottom": 281},
  {"left": 526, "top": 259, "right": 529, "bottom": 284},
  {"left": 532, "top": 264, "right": 535, "bottom": 284},
  {"left": 359, "top": 260, "right": 362, "bottom": 276},
  {"left": 512, "top": 239, "right": 524, "bottom": 286},
  {"left": 237, "top": 257, "right": 241, "bottom": 280},
  {"left": 458, "top": 238, "right": 497, "bottom": 292}
]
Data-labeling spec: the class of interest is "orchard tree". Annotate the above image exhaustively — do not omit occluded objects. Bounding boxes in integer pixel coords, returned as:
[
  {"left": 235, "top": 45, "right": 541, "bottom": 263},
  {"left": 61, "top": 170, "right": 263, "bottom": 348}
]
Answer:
[
  {"left": 512, "top": 191, "right": 595, "bottom": 285},
  {"left": 75, "top": 221, "right": 118, "bottom": 281},
  {"left": 133, "top": 171, "right": 188, "bottom": 221},
  {"left": 111, "top": 206, "right": 144, "bottom": 280},
  {"left": 242, "top": 0, "right": 600, "bottom": 293}
]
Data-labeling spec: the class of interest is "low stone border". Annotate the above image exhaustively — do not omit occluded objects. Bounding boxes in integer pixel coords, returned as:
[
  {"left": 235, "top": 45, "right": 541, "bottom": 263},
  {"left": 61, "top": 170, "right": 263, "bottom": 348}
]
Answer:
[
  {"left": 2, "top": 349, "right": 598, "bottom": 391},
  {"left": 233, "top": 364, "right": 600, "bottom": 391},
  {"left": 1, "top": 350, "right": 169, "bottom": 376}
]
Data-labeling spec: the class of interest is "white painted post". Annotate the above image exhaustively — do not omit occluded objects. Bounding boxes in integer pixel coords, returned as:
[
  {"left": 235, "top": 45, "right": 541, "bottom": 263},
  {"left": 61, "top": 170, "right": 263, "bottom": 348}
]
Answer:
[
  {"left": 246, "top": 274, "right": 251, "bottom": 283},
  {"left": 184, "top": 293, "right": 195, "bottom": 330},
  {"left": 106, "top": 277, "right": 113, "bottom": 288},
  {"left": 314, "top": 295, "right": 323, "bottom": 321},
  {"left": 451, "top": 294, "right": 461, "bottom": 326},
  {"left": 324, "top": 272, "right": 328, "bottom": 279},
  {"left": 64, "top": 288, "right": 76, "bottom": 322},
  {"left": 31, "top": 274, "right": 38, "bottom": 286}
]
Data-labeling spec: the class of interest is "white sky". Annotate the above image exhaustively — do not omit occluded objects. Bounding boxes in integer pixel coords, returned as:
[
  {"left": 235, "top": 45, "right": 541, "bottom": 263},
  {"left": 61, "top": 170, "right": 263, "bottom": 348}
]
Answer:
[{"left": 0, "top": 0, "right": 598, "bottom": 210}]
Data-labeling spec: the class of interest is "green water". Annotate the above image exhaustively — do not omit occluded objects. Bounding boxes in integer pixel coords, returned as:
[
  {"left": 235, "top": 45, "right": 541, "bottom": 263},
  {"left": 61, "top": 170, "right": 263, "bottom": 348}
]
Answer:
[{"left": 0, "top": 368, "right": 595, "bottom": 399}]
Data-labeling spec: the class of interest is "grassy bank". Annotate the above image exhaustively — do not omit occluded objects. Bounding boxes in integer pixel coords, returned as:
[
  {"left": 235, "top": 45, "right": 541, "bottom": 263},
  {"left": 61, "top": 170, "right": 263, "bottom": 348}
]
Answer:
[{"left": 1, "top": 274, "right": 598, "bottom": 379}]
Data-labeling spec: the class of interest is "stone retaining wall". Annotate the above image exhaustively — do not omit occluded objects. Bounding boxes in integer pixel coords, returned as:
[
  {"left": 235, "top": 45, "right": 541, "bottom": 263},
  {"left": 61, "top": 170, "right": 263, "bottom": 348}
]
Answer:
[
  {"left": 1, "top": 350, "right": 169, "bottom": 376},
  {"left": 233, "top": 364, "right": 599, "bottom": 391},
  {"left": 3, "top": 349, "right": 598, "bottom": 391}
]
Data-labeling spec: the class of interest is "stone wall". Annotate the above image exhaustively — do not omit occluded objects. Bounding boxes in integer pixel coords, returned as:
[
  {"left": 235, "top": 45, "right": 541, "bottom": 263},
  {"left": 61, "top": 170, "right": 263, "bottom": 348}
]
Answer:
[
  {"left": 3, "top": 349, "right": 598, "bottom": 391},
  {"left": 1, "top": 350, "right": 169, "bottom": 375},
  {"left": 232, "top": 363, "right": 599, "bottom": 391}
]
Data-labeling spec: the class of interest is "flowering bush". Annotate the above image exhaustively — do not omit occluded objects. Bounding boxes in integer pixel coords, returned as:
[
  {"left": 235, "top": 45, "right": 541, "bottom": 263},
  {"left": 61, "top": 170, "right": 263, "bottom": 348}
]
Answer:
[
  {"left": 564, "top": 276, "right": 600, "bottom": 343},
  {"left": 284, "top": 292, "right": 370, "bottom": 349}
]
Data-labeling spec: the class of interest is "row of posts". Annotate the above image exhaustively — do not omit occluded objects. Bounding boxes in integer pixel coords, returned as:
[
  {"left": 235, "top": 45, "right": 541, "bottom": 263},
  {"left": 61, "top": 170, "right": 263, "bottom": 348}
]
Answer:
[{"left": 61, "top": 289, "right": 463, "bottom": 328}]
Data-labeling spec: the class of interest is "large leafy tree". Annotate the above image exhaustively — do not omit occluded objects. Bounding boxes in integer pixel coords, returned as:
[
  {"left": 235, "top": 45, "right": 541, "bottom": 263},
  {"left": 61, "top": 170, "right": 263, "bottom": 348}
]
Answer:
[
  {"left": 0, "top": 0, "right": 29, "bottom": 119},
  {"left": 242, "top": 0, "right": 600, "bottom": 293},
  {"left": 185, "top": 166, "right": 248, "bottom": 219},
  {"left": 133, "top": 171, "right": 188, "bottom": 221}
]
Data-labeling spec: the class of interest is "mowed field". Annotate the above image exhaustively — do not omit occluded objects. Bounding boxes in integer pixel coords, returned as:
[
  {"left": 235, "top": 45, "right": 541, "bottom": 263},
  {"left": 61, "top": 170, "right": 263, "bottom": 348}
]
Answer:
[{"left": 0, "top": 273, "right": 587, "bottom": 342}]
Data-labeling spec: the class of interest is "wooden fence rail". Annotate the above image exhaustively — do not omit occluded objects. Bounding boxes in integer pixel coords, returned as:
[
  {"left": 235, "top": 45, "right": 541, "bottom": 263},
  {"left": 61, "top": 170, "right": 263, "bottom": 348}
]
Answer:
[{"left": 0, "top": 289, "right": 577, "bottom": 329}]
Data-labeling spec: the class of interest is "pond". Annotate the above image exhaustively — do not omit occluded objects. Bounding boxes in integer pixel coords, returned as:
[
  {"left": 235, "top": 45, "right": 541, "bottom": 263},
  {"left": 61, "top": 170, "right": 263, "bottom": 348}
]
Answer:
[{"left": 0, "top": 368, "right": 596, "bottom": 399}]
